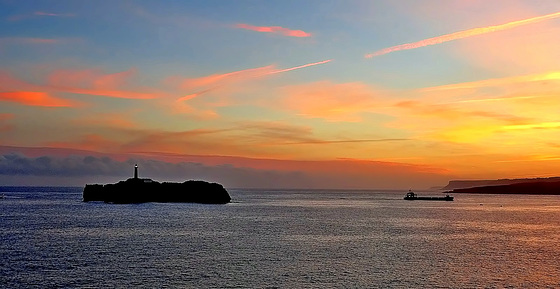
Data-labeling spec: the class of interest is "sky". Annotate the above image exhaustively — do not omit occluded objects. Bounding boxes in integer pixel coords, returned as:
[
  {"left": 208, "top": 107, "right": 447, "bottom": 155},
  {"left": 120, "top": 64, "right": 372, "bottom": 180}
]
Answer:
[{"left": 1, "top": 0, "right": 560, "bottom": 189}]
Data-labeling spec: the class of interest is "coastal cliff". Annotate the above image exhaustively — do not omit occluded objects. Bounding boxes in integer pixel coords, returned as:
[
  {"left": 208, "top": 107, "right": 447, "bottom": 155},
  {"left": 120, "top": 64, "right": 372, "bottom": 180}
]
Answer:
[
  {"left": 442, "top": 177, "right": 560, "bottom": 190},
  {"left": 83, "top": 164, "right": 231, "bottom": 204},
  {"left": 444, "top": 180, "right": 560, "bottom": 195}
]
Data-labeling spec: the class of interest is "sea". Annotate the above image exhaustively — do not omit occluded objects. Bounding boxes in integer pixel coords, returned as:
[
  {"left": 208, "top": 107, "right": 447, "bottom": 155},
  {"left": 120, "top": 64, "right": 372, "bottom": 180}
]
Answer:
[{"left": 1, "top": 187, "right": 559, "bottom": 288}]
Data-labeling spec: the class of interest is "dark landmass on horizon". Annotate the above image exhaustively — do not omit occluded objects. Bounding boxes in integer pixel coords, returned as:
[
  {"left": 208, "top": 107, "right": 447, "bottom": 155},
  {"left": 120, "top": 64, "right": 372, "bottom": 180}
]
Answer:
[
  {"left": 443, "top": 177, "right": 560, "bottom": 195},
  {"left": 442, "top": 176, "right": 560, "bottom": 190}
]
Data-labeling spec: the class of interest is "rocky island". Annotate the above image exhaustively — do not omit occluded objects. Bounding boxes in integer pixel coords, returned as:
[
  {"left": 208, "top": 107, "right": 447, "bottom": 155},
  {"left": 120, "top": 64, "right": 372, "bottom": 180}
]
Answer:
[{"left": 83, "top": 164, "right": 231, "bottom": 204}]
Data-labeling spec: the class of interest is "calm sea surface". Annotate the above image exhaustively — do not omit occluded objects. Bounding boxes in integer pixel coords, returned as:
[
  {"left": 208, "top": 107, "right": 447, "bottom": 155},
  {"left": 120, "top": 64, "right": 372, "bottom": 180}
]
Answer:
[{"left": 1, "top": 187, "right": 559, "bottom": 288}]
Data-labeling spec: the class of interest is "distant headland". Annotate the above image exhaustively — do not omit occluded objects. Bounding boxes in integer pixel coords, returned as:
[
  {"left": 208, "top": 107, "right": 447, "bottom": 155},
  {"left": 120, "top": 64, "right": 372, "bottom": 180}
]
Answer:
[
  {"left": 83, "top": 164, "right": 231, "bottom": 204},
  {"left": 443, "top": 176, "right": 560, "bottom": 195}
]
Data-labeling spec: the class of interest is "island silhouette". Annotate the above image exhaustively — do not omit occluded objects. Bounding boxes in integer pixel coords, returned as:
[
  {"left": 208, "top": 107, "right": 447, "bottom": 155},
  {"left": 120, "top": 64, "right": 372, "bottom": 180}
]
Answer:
[{"left": 83, "top": 164, "right": 231, "bottom": 204}]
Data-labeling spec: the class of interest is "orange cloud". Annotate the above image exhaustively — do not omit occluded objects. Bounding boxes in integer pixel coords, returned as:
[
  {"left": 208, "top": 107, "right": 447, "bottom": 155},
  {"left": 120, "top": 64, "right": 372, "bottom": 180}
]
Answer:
[
  {"left": 395, "top": 100, "right": 526, "bottom": 123},
  {"left": 235, "top": 23, "right": 311, "bottom": 37},
  {"left": 60, "top": 87, "right": 161, "bottom": 99},
  {"left": 389, "top": 98, "right": 534, "bottom": 143},
  {"left": 280, "top": 81, "right": 384, "bottom": 122},
  {"left": 365, "top": 11, "right": 560, "bottom": 58},
  {"left": 0, "top": 91, "right": 77, "bottom": 107},
  {"left": 46, "top": 68, "right": 165, "bottom": 99},
  {"left": 0, "top": 68, "right": 162, "bottom": 108}
]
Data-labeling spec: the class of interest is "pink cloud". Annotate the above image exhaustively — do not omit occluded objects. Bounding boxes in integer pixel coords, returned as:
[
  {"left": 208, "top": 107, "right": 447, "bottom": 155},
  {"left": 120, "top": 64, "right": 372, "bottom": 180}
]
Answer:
[{"left": 235, "top": 23, "right": 312, "bottom": 37}]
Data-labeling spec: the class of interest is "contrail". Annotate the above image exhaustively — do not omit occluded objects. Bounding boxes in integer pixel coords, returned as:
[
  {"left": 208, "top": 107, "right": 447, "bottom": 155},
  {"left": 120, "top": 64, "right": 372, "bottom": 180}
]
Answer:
[
  {"left": 268, "top": 59, "right": 332, "bottom": 74},
  {"left": 365, "top": 11, "right": 560, "bottom": 58},
  {"left": 176, "top": 88, "right": 216, "bottom": 102},
  {"left": 176, "top": 59, "right": 332, "bottom": 103}
]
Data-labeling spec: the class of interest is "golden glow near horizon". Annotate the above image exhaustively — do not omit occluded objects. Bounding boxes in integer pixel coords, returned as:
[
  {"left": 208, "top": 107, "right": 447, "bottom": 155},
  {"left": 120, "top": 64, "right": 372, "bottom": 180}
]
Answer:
[{"left": 1, "top": 1, "right": 560, "bottom": 188}]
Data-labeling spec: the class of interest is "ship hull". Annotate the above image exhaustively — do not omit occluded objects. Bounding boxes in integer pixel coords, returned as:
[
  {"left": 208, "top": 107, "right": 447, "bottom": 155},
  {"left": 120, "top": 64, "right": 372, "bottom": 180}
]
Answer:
[{"left": 404, "top": 196, "right": 454, "bottom": 201}]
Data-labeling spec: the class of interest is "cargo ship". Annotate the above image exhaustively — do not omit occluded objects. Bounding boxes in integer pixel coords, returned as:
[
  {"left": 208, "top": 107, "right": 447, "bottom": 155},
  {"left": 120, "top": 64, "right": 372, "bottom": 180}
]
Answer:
[{"left": 404, "top": 190, "right": 453, "bottom": 201}]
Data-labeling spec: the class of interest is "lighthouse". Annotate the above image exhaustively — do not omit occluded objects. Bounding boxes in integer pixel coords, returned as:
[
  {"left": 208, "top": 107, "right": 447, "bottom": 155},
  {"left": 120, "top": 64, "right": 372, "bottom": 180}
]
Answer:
[{"left": 134, "top": 164, "right": 138, "bottom": 179}]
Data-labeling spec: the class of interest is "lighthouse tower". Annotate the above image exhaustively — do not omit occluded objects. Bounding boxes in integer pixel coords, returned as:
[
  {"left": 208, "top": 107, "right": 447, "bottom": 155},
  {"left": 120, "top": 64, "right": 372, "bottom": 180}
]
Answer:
[{"left": 134, "top": 164, "right": 138, "bottom": 179}]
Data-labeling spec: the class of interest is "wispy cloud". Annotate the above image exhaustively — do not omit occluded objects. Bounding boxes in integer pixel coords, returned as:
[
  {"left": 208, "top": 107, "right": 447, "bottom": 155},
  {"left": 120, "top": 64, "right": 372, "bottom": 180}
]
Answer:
[
  {"left": 235, "top": 23, "right": 312, "bottom": 37},
  {"left": 365, "top": 11, "right": 560, "bottom": 58},
  {"left": 0, "top": 37, "right": 61, "bottom": 45},
  {"left": 394, "top": 100, "right": 527, "bottom": 124},
  {"left": 423, "top": 71, "right": 560, "bottom": 91},
  {"left": 34, "top": 11, "right": 75, "bottom": 17},
  {"left": 48, "top": 68, "right": 165, "bottom": 99},
  {"left": 8, "top": 11, "right": 75, "bottom": 21},
  {"left": 502, "top": 122, "right": 560, "bottom": 131},
  {"left": 0, "top": 91, "right": 79, "bottom": 107},
  {"left": 278, "top": 138, "right": 410, "bottom": 145}
]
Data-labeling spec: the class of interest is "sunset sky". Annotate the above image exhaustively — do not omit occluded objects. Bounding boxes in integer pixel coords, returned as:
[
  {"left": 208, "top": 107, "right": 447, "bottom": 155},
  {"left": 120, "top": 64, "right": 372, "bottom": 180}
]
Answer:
[{"left": 1, "top": 0, "right": 560, "bottom": 189}]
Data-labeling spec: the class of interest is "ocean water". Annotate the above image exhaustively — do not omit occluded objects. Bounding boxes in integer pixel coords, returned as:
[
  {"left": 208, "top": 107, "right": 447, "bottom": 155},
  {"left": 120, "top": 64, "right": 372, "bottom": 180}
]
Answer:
[{"left": 1, "top": 187, "right": 560, "bottom": 288}]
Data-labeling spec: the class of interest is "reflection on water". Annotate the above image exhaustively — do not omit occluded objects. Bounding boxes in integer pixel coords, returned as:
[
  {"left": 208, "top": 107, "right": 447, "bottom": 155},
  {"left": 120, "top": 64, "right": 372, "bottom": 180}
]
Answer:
[{"left": 1, "top": 188, "right": 559, "bottom": 288}]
